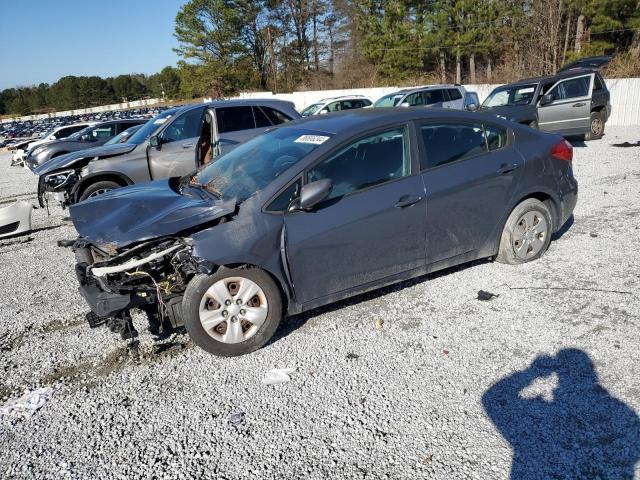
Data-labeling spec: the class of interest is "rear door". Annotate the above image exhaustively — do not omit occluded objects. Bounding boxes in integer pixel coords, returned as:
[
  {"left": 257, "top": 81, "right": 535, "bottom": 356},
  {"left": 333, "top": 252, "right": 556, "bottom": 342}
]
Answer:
[
  {"left": 284, "top": 126, "right": 427, "bottom": 305},
  {"left": 215, "top": 106, "right": 258, "bottom": 154},
  {"left": 418, "top": 121, "right": 522, "bottom": 263},
  {"left": 148, "top": 106, "right": 205, "bottom": 179},
  {"left": 537, "top": 74, "right": 593, "bottom": 134}
]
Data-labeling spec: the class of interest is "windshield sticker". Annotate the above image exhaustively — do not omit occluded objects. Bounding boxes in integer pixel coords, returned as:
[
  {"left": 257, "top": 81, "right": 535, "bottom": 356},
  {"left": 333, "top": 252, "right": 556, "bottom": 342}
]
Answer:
[
  {"left": 153, "top": 118, "right": 168, "bottom": 125},
  {"left": 294, "top": 135, "right": 330, "bottom": 145},
  {"left": 518, "top": 87, "right": 535, "bottom": 93}
]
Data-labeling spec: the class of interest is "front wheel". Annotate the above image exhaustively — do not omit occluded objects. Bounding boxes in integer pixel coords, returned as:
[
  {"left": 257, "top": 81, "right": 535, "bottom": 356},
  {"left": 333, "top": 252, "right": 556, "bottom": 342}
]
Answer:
[
  {"left": 78, "top": 181, "right": 121, "bottom": 202},
  {"left": 496, "top": 199, "right": 553, "bottom": 265},
  {"left": 182, "top": 267, "right": 282, "bottom": 356},
  {"left": 584, "top": 111, "right": 605, "bottom": 140}
]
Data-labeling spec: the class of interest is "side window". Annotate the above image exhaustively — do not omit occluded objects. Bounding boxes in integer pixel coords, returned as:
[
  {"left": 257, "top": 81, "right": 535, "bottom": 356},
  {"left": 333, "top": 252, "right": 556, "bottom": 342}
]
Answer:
[
  {"left": 216, "top": 106, "right": 256, "bottom": 133},
  {"left": 448, "top": 88, "right": 463, "bottom": 101},
  {"left": 91, "top": 124, "right": 116, "bottom": 140},
  {"left": 362, "top": 99, "right": 372, "bottom": 107},
  {"left": 550, "top": 76, "right": 590, "bottom": 100},
  {"left": 327, "top": 102, "right": 342, "bottom": 112},
  {"left": 307, "top": 128, "right": 409, "bottom": 200},
  {"left": 116, "top": 122, "right": 136, "bottom": 134},
  {"left": 59, "top": 126, "right": 82, "bottom": 138},
  {"left": 267, "top": 178, "right": 301, "bottom": 212},
  {"left": 253, "top": 106, "right": 272, "bottom": 128},
  {"left": 419, "top": 123, "right": 487, "bottom": 169},
  {"left": 485, "top": 125, "right": 508, "bottom": 151},
  {"left": 161, "top": 109, "right": 203, "bottom": 143},
  {"left": 340, "top": 100, "right": 355, "bottom": 110},
  {"left": 404, "top": 92, "right": 423, "bottom": 106},
  {"left": 424, "top": 89, "right": 445, "bottom": 105},
  {"left": 261, "top": 107, "right": 292, "bottom": 125},
  {"left": 594, "top": 75, "right": 605, "bottom": 91}
]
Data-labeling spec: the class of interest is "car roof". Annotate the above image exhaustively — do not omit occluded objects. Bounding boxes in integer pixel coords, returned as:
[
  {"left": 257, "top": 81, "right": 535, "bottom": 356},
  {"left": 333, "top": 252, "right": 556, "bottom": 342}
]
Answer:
[
  {"left": 505, "top": 68, "right": 602, "bottom": 87},
  {"left": 280, "top": 108, "right": 510, "bottom": 136}
]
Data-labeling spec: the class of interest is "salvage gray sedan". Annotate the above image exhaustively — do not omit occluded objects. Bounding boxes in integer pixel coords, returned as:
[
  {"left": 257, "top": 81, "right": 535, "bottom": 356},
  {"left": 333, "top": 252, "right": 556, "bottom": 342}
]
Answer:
[{"left": 67, "top": 108, "right": 578, "bottom": 356}]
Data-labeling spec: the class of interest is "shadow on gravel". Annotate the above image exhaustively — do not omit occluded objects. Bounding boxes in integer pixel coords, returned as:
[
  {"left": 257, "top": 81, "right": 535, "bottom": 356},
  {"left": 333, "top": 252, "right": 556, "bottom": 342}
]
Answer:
[
  {"left": 271, "top": 259, "right": 487, "bottom": 345},
  {"left": 482, "top": 349, "right": 640, "bottom": 479},
  {"left": 566, "top": 136, "right": 587, "bottom": 148}
]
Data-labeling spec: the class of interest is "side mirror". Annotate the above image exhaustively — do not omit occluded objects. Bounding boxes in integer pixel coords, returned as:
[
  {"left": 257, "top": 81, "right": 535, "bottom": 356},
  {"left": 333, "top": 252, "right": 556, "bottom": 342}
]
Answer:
[
  {"left": 465, "top": 103, "right": 478, "bottom": 112},
  {"left": 149, "top": 135, "right": 160, "bottom": 148},
  {"left": 399, "top": 102, "right": 410, "bottom": 108},
  {"left": 540, "top": 93, "right": 554, "bottom": 106},
  {"left": 289, "top": 179, "right": 332, "bottom": 211}
]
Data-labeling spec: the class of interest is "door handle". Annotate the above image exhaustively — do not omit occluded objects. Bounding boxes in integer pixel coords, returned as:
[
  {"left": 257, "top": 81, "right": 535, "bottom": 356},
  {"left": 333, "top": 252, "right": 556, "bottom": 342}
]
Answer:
[
  {"left": 182, "top": 143, "right": 195, "bottom": 149},
  {"left": 497, "top": 164, "right": 520, "bottom": 175},
  {"left": 572, "top": 102, "right": 586, "bottom": 107},
  {"left": 395, "top": 195, "right": 423, "bottom": 208}
]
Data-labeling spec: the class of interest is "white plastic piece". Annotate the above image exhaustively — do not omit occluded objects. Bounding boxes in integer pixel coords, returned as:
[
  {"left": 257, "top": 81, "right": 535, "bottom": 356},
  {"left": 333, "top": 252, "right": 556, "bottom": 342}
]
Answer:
[
  {"left": 0, "top": 201, "right": 33, "bottom": 239},
  {"left": 90, "top": 244, "right": 181, "bottom": 277},
  {"left": 262, "top": 367, "right": 297, "bottom": 385},
  {"left": 0, "top": 385, "right": 59, "bottom": 421}
]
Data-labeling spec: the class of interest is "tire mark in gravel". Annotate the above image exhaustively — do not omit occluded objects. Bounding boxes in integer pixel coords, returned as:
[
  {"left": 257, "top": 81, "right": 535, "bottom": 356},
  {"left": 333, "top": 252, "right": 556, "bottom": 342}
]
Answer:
[{"left": 40, "top": 339, "right": 194, "bottom": 390}]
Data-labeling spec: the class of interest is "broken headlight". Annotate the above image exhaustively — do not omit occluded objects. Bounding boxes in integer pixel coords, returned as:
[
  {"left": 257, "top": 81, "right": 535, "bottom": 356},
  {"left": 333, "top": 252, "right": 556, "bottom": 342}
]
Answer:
[{"left": 44, "top": 169, "right": 76, "bottom": 190}]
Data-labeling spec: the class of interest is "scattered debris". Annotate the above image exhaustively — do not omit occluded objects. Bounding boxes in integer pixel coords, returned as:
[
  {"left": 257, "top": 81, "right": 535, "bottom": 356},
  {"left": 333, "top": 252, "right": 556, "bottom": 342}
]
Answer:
[
  {"left": 346, "top": 352, "right": 360, "bottom": 360},
  {"left": 612, "top": 141, "right": 640, "bottom": 148},
  {"left": 262, "top": 367, "right": 297, "bottom": 385},
  {"left": 442, "top": 349, "right": 450, "bottom": 357},
  {"left": 227, "top": 411, "right": 245, "bottom": 427},
  {"left": 590, "top": 233, "right": 598, "bottom": 238},
  {"left": 0, "top": 385, "right": 60, "bottom": 421},
  {"left": 477, "top": 290, "right": 499, "bottom": 301},
  {"left": 374, "top": 319, "right": 384, "bottom": 330},
  {"left": 421, "top": 453, "right": 434, "bottom": 465}
]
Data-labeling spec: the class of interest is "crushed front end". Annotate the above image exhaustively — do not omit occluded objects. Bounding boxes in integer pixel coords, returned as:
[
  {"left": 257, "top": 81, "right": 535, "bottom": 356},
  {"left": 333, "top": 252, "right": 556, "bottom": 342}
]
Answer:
[{"left": 71, "top": 237, "right": 208, "bottom": 339}]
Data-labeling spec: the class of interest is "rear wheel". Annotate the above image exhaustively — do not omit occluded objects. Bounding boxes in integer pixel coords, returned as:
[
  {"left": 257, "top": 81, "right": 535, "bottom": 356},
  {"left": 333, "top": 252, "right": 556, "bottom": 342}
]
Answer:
[
  {"left": 496, "top": 199, "right": 552, "bottom": 265},
  {"left": 584, "top": 111, "right": 605, "bottom": 140},
  {"left": 78, "top": 181, "right": 121, "bottom": 202},
  {"left": 182, "top": 267, "right": 282, "bottom": 356}
]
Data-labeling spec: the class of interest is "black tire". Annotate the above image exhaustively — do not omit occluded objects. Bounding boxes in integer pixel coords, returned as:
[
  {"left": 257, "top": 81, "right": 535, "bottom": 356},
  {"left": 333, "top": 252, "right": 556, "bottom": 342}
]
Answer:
[
  {"left": 584, "top": 111, "right": 605, "bottom": 141},
  {"left": 496, "top": 198, "right": 553, "bottom": 265},
  {"left": 78, "top": 181, "right": 121, "bottom": 202},
  {"left": 182, "top": 267, "right": 282, "bottom": 357}
]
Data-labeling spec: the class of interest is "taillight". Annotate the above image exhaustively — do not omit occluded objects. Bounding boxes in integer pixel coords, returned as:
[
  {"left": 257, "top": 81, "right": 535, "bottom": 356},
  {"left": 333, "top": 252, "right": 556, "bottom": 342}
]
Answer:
[{"left": 550, "top": 139, "right": 573, "bottom": 162}]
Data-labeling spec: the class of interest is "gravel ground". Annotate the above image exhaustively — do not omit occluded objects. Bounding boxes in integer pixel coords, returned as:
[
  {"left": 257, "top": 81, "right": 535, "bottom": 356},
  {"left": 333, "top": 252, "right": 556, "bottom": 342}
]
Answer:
[{"left": 0, "top": 128, "right": 639, "bottom": 479}]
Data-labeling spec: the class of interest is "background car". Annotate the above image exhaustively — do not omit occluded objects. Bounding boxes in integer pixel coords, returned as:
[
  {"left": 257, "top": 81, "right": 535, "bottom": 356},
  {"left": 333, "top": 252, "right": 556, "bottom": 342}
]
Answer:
[
  {"left": 12, "top": 122, "right": 93, "bottom": 166},
  {"left": 373, "top": 84, "right": 477, "bottom": 110},
  {"left": 481, "top": 58, "right": 611, "bottom": 139},
  {"left": 36, "top": 99, "right": 300, "bottom": 206},
  {"left": 68, "top": 108, "right": 577, "bottom": 356},
  {"left": 25, "top": 119, "right": 146, "bottom": 170},
  {"left": 300, "top": 95, "right": 372, "bottom": 116}
]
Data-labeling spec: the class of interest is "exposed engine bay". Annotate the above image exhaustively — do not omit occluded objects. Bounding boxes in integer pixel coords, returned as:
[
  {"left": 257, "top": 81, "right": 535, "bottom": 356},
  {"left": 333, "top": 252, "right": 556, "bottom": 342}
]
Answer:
[{"left": 70, "top": 235, "right": 212, "bottom": 339}]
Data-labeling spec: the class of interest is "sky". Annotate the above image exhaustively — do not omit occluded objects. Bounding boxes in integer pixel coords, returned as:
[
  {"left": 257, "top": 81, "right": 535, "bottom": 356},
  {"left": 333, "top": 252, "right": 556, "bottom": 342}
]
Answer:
[{"left": 0, "top": 0, "right": 185, "bottom": 89}]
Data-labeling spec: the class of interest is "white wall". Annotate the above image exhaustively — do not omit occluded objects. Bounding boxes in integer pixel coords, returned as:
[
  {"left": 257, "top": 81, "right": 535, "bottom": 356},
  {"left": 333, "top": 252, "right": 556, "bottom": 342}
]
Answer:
[{"left": 235, "top": 78, "right": 640, "bottom": 126}]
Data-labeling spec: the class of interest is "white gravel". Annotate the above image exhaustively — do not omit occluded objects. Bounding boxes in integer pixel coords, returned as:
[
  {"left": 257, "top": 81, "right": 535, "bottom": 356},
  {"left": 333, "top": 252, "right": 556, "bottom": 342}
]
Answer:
[{"left": 1, "top": 127, "right": 639, "bottom": 479}]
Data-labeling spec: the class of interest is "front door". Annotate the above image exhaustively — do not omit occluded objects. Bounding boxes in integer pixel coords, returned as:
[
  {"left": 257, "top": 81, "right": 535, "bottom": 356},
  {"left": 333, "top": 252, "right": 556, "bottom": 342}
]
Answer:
[
  {"left": 418, "top": 121, "right": 523, "bottom": 263},
  {"left": 148, "top": 106, "right": 205, "bottom": 180},
  {"left": 284, "top": 127, "right": 427, "bottom": 305},
  {"left": 537, "top": 74, "right": 593, "bottom": 135}
]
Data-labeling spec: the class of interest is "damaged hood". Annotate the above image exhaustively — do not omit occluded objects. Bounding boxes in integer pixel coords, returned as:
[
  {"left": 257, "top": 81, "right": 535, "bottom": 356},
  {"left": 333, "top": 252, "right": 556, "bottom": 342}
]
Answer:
[
  {"left": 70, "top": 179, "right": 236, "bottom": 249},
  {"left": 35, "top": 143, "right": 137, "bottom": 175}
]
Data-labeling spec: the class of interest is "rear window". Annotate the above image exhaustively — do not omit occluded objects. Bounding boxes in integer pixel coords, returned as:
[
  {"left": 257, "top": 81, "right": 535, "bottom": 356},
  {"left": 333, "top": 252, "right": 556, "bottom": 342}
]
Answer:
[
  {"left": 261, "top": 106, "right": 292, "bottom": 125},
  {"left": 217, "top": 106, "right": 256, "bottom": 133},
  {"left": 448, "top": 88, "right": 462, "bottom": 100},
  {"left": 419, "top": 123, "right": 487, "bottom": 169}
]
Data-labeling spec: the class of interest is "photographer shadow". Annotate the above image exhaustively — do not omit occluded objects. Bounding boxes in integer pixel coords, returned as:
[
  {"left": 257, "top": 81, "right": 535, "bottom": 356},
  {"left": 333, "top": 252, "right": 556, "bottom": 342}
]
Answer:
[{"left": 482, "top": 349, "right": 640, "bottom": 479}]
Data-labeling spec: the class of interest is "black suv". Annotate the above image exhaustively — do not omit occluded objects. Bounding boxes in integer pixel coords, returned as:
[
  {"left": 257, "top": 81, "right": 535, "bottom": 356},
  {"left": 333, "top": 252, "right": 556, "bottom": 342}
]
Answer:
[{"left": 481, "top": 56, "right": 612, "bottom": 139}]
